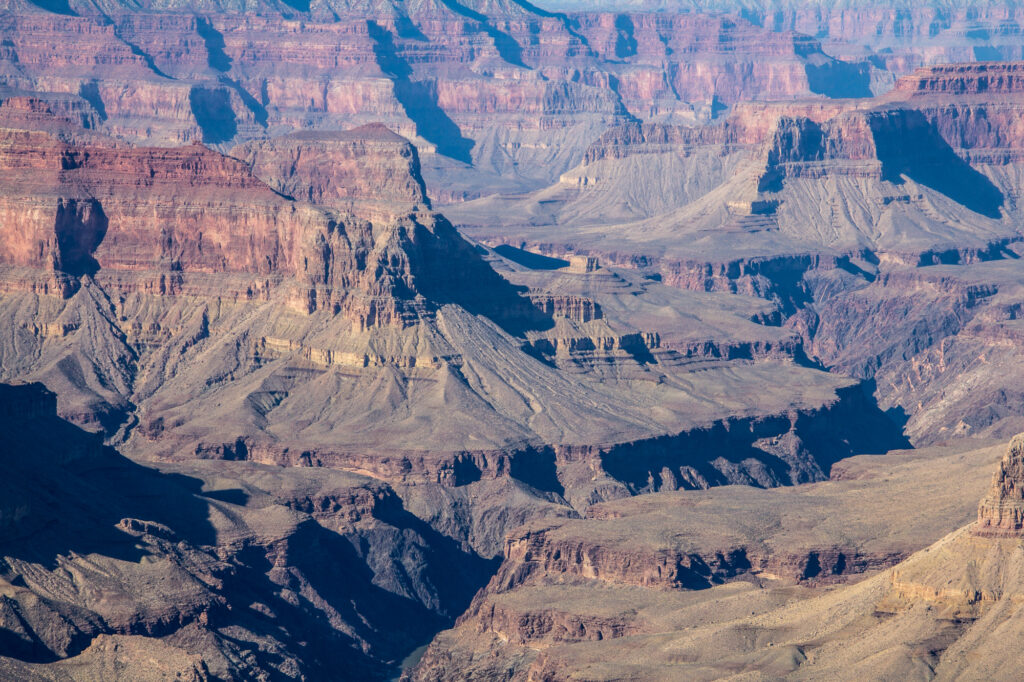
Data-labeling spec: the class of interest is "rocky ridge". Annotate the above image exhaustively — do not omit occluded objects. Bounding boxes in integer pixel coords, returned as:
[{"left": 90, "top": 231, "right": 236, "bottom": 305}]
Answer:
[
  {"left": 0, "top": 382, "right": 494, "bottom": 679},
  {"left": 448, "top": 60, "right": 1024, "bottom": 443},
  {"left": 975, "top": 433, "right": 1024, "bottom": 536},
  {"left": 407, "top": 439, "right": 1012, "bottom": 680}
]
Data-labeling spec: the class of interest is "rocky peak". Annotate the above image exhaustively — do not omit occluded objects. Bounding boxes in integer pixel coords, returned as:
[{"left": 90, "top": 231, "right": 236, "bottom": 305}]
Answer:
[{"left": 975, "top": 434, "right": 1024, "bottom": 537}]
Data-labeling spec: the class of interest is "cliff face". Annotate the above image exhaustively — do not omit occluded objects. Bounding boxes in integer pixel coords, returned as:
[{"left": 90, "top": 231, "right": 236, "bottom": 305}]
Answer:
[
  {"left": 0, "top": 118, "right": 516, "bottom": 329},
  {"left": 976, "top": 434, "right": 1024, "bottom": 536},
  {"left": 0, "top": 0, "right": 888, "bottom": 196},
  {"left": 408, "top": 440, "right": 1005, "bottom": 681},
  {"left": 0, "top": 77, "right": 925, "bottom": 682},
  {"left": 7, "top": 2, "right": 1024, "bottom": 678},
  {"left": 449, "top": 59, "right": 1024, "bottom": 448},
  {"left": 231, "top": 124, "right": 431, "bottom": 214}
]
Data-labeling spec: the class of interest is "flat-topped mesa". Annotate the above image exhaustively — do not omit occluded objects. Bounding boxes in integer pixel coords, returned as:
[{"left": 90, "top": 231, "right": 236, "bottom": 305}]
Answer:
[
  {"left": 975, "top": 434, "right": 1024, "bottom": 537},
  {"left": 756, "top": 112, "right": 880, "bottom": 189},
  {"left": 0, "top": 124, "right": 528, "bottom": 329},
  {"left": 894, "top": 62, "right": 1024, "bottom": 97},
  {"left": 231, "top": 124, "right": 431, "bottom": 218},
  {"left": 581, "top": 98, "right": 874, "bottom": 167}
]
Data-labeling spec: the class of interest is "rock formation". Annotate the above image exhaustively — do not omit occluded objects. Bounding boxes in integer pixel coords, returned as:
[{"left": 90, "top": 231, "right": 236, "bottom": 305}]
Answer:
[
  {"left": 3, "top": 1, "right": 1024, "bottom": 679},
  {"left": 448, "top": 59, "right": 1024, "bottom": 444},
  {"left": 976, "top": 434, "right": 1024, "bottom": 536},
  {"left": 407, "top": 440, "right": 1009, "bottom": 681},
  {"left": 0, "top": 381, "right": 494, "bottom": 678}
]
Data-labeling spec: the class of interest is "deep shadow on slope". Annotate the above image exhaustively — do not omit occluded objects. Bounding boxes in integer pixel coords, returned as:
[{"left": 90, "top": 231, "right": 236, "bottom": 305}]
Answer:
[
  {"left": 870, "top": 108, "right": 1004, "bottom": 219},
  {"left": 25, "top": 0, "right": 74, "bottom": 15},
  {"left": 411, "top": 217, "right": 556, "bottom": 334},
  {"left": 189, "top": 86, "right": 237, "bottom": 144},
  {"left": 0, "top": 383, "right": 495, "bottom": 678},
  {"left": 600, "top": 383, "right": 910, "bottom": 493},
  {"left": 367, "top": 21, "right": 475, "bottom": 164},
  {"left": 493, "top": 244, "right": 570, "bottom": 270},
  {"left": 793, "top": 36, "right": 873, "bottom": 99},
  {"left": 433, "top": 0, "right": 525, "bottom": 67},
  {"left": 195, "top": 17, "right": 231, "bottom": 72}
]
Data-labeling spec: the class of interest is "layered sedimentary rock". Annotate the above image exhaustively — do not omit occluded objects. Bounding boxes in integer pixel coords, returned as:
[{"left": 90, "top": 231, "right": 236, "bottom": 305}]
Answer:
[
  {"left": 0, "top": 117, "right": 918, "bottom": 682},
  {"left": 409, "top": 437, "right": 1024, "bottom": 680},
  {"left": 448, "top": 60, "right": 1024, "bottom": 443},
  {"left": 0, "top": 0, "right": 894, "bottom": 201},
  {"left": 551, "top": 0, "right": 1024, "bottom": 77},
  {"left": 0, "top": 102, "right": 907, "bottom": 512},
  {"left": 5, "top": 2, "right": 1024, "bottom": 678},
  {"left": 408, "top": 440, "right": 1007, "bottom": 680},
  {"left": 231, "top": 123, "right": 431, "bottom": 215},
  {"left": 0, "top": 381, "right": 494, "bottom": 678},
  {"left": 975, "top": 433, "right": 1024, "bottom": 536}
]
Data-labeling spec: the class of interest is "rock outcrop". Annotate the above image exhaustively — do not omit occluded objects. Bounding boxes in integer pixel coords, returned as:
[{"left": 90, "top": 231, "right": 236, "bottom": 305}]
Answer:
[
  {"left": 0, "top": 380, "right": 496, "bottom": 679},
  {"left": 975, "top": 434, "right": 1024, "bottom": 536},
  {"left": 407, "top": 440, "right": 1006, "bottom": 681},
  {"left": 7, "top": 2, "right": 1024, "bottom": 678},
  {"left": 448, "top": 59, "right": 1024, "bottom": 445}
]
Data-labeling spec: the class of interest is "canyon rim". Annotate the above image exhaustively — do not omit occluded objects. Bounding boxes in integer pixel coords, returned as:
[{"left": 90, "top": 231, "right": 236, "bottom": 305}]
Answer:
[{"left": 2, "top": 0, "right": 1024, "bottom": 679}]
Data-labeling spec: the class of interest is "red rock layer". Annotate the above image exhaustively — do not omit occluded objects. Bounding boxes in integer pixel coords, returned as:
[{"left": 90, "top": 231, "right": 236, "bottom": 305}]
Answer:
[
  {"left": 0, "top": 2, "right": 872, "bottom": 157},
  {"left": 231, "top": 123, "right": 430, "bottom": 216},
  {"left": 0, "top": 120, "right": 504, "bottom": 332}
]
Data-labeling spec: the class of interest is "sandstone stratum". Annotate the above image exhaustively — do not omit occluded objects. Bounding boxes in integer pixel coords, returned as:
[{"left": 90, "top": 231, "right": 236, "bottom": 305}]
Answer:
[{"left": 1, "top": 0, "right": 1024, "bottom": 679}]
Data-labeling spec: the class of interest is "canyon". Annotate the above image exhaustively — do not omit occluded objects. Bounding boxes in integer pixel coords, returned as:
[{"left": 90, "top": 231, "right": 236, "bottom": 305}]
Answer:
[{"left": 0, "top": 0, "right": 1024, "bottom": 679}]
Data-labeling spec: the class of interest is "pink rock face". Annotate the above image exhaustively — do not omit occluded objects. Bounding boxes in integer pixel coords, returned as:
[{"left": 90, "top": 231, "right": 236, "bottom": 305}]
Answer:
[
  {"left": 0, "top": 0, "right": 881, "bottom": 177},
  {"left": 0, "top": 121, "right": 399, "bottom": 315},
  {"left": 0, "top": 110, "right": 531, "bottom": 333},
  {"left": 895, "top": 62, "right": 1024, "bottom": 96},
  {"left": 231, "top": 124, "right": 430, "bottom": 214},
  {"left": 0, "top": 129, "right": 298, "bottom": 278},
  {"left": 976, "top": 434, "right": 1024, "bottom": 536}
]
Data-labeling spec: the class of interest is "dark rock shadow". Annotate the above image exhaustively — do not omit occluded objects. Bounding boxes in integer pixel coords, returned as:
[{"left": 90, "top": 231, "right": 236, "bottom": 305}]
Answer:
[
  {"left": 410, "top": 217, "right": 555, "bottom": 335},
  {"left": 870, "top": 109, "right": 1004, "bottom": 219},
  {"left": 189, "top": 86, "right": 237, "bottom": 144},
  {"left": 219, "top": 76, "right": 268, "bottom": 127},
  {"left": 508, "top": 0, "right": 591, "bottom": 48},
  {"left": 54, "top": 198, "right": 107, "bottom": 277},
  {"left": 195, "top": 16, "right": 232, "bottom": 73},
  {"left": 0, "top": 384, "right": 498, "bottom": 678},
  {"left": 26, "top": 0, "right": 75, "bottom": 15},
  {"left": 77, "top": 82, "right": 107, "bottom": 122},
  {"left": 614, "top": 14, "right": 637, "bottom": 59},
  {"left": 794, "top": 37, "right": 873, "bottom": 99},
  {"left": 493, "top": 244, "right": 570, "bottom": 270},
  {"left": 371, "top": 492, "right": 502, "bottom": 621},
  {"left": 434, "top": 0, "right": 525, "bottom": 67},
  {"left": 600, "top": 382, "right": 910, "bottom": 494},
  {"left": 509, "top": 447, "right": 565, "bottom": 497},
  {"left": 201, "top": 488, "right": 249, "bottom": 505},
  {"left": 112, "top": 30, "right": 172, "bottom": 80},
  {"left": 367, "top": 21, "right": 475, "bottom": 164},
  {"left": 0, "top": 417, "right": 217, "bottom": 572}
]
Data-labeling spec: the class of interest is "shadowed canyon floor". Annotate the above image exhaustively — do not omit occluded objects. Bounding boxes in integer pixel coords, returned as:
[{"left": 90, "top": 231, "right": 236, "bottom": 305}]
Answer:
[{"left": 2, "top": 0, "right": 1024, "bottom": 679}]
